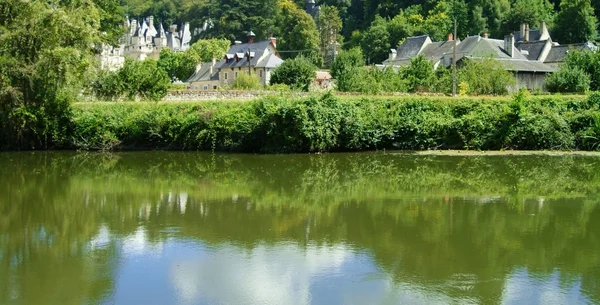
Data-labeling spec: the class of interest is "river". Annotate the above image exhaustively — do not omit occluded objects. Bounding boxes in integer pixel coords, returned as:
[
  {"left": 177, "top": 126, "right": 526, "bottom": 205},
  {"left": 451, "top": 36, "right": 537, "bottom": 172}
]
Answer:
[{"left": 1, "top": 152, "right": 599, "bottom": 305}]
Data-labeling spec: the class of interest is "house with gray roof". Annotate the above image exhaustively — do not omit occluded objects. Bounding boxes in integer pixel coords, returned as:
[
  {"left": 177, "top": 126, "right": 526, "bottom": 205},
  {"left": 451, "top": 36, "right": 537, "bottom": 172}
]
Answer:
[
  {"left": 186, "top": 33, "right": 284, "bottom": 89},
  {"left": 382, "top": 22, "right": 598, "bottom": 92}
]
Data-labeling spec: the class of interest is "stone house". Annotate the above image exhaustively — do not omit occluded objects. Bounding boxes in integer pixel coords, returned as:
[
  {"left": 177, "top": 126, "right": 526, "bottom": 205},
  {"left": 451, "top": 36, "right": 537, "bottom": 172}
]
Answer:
[
  {"left": 382, "top": 23, "right": 597, "bottom": 92},
  {"left": 186, "top": 33, "right": 284, "bottom": 89}
]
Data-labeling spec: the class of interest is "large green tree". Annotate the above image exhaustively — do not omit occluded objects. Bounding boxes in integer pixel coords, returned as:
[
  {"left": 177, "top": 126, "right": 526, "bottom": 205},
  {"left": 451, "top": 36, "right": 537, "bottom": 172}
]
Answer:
[
  {"left": 553, "top": 0, "right": 598, "bottom": 43},
  {"left": 502, "top": 0, "right": 555, "bottom": 34},
  {"left": 0, "top": 0, "right": 106, "bottom": 149},
  {"left": 277, "top": 0, "right": 322, "bottom": 67},
  {"left": 360, "top": 16, "right": 390, "bottom": 64},
  {"left": 316, "top": 5, "right": 343, "bottom": 67}
]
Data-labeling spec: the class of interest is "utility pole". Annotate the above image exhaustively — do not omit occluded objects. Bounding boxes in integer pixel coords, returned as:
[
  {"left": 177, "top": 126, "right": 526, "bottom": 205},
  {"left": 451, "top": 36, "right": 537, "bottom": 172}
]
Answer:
[{"left": 452, "top": 18, "right": 457, "bottom": 97}]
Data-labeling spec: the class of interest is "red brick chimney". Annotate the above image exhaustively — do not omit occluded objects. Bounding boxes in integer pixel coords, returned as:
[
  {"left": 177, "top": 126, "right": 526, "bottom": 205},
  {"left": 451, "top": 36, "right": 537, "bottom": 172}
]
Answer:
[
  {"left": 447, "top": 33, "right": 454, "bottom": 41},
  {"left": 269, "top": 37, "right": 277, "bottom": 48}
]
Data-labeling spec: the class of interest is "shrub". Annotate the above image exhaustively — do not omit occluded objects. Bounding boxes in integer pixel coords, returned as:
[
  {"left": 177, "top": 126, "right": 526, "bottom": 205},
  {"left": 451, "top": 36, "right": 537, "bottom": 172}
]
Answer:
[
  {"left": 231, "top": 72, "right": 262, "bottom": 90},
  {"left": 91, "top": 59, "right": 172, "bottom": 101},
  {"left": 65, "top": 93, "right": 600, "bottom": 152},
  {"left": 331, "top": 48, "right": 365, "bottom": 92},
  {"left": 546, "top": 66, "right": 591, "bottom": 93},
  {"left": 401, "top": 55, "right": 436, "bottom": 92},
  {"left": 270, "top": 57, "right": 316, "bottom": 91},
  {"left": 458, "top": 58, "right": 515, "bottom": 95}
]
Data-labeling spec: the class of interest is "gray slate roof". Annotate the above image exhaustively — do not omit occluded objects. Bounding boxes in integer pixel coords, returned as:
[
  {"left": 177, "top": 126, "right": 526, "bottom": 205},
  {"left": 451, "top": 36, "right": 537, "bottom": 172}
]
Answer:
[
  {"left": 186, "top": 62, "right": 218, "bottom": 82},
  {"left": 544, "top": 42, "right": 598, "bottom": 63},
  {"left": 420, "top": 41, "right": 456, "bottom": 61},
  {"left": 396, "top": 35, "right": 429, "bottom": 59},
  {"left": 218, "top": 40, "right": 276, "bottom": 69},
  {"left": 455, "top": 36, "right": 527, "bottom": 60},
  {"left": 513, "top": 30, "right": 542, "bottom": 42},
  {"left": 515, "top": 40, "right": 548, "bottom": 61}
]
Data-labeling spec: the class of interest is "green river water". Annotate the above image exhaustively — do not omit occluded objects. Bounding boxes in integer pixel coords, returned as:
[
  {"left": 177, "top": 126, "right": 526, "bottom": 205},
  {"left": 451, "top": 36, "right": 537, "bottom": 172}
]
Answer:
[{"left": 1, "top": 152, "right": 600, "bottom": 305}]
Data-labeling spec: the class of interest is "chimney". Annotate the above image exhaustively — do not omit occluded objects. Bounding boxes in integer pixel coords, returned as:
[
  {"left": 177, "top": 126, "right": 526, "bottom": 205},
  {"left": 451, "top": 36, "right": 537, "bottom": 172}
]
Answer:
[
  {"left": 389, "top": 49, "right": 397, "bottom": 61},
  {"left": 504, "top": 34, "right": 515, "bottom": 57},
  {"left": 247, "top": 30, "right": 256, "bottom": 44},
  {"left": 210, "top": 56, "right": 216, "bottom": 75},
  {"left": 520, "top": 23, "right": 526, "bottom": 41},
  {"left": 524, "top": 24, "right": 530, "bottom": 42},
  {"left": 447, "top": 33, "right": 454, "bottom": 41},
  {"left": 483, "top": 33, "right": 489, "bottom": 39},
  {"left": 269, "top": 37, "right": 277, "bottom": 48},
  {"left": 540, "top": 21, "right": 550, "bottom": 40}
]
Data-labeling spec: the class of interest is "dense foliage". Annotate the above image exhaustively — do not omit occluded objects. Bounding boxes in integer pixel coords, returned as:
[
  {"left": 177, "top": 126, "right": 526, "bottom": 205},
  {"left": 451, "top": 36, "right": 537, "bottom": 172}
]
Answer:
[
  {"left": 546, "top": 49, "right": 600, "bottom": 93},
  {"left": 118, "top": 0, "right": 598, "bottom": 66},
  {"left": 157, "top": 38, "right": 230, "bottom": 81},
  {"left": 269, "top": 57, "right": 317, "bottom": 91},
  {"left": 64, "top": 92, "right": 600, "bottom": 152},
  {"left": 91, "top": 59, "right": 172, "bottom": 101},
  {"left": 0, "top": 0, "right": 108, "bottom": 150}
]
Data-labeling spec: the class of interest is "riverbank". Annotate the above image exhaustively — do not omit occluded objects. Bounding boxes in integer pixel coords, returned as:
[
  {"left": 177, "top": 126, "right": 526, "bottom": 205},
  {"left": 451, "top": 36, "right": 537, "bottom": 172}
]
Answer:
[{"left": 3, "top": 92, "right": 600, "bottom": 152}]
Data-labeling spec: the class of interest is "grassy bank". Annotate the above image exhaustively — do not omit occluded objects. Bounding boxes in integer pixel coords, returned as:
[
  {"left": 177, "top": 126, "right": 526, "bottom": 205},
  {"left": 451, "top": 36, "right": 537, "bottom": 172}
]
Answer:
[{"left": 67, "top": 92, "right": 600, "bottom": 152}]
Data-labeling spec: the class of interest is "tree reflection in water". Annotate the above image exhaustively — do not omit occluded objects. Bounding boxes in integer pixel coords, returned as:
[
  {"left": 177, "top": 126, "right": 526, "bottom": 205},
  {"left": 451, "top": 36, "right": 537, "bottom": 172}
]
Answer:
[{"left": 1, "top": 152, "right": 599, "bottom": 304}]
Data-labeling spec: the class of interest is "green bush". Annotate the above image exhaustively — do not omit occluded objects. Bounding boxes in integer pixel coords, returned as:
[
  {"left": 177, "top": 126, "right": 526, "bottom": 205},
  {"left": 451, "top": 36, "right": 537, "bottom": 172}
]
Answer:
[
  {"left": 458, "top": 58, "right": 516, "bottom": 95},
  {"left": 269, "top": 57, "right": 316, "bottom": 91},
  {"left": 91, "top": 59, "right": 172, "bottom": 101},
  {"left": 231, "top": 72, "right": 262, "bottom": 90},
  {"left": 66, "top": 93, "right": 600, "bottom": 152},
  {"left": 546, "top": 66, "right": 591, "bottom": 93}
]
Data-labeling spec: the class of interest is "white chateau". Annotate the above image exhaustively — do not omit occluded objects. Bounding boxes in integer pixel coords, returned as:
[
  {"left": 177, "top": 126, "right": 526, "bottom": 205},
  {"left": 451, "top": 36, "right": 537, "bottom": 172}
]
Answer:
[{"left": 98, "top": 16, "right": 194, "bottom": 70}]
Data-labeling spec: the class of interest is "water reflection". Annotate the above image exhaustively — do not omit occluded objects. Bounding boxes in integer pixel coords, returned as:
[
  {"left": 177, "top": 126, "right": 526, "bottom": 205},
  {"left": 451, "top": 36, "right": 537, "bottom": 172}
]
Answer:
[{"left": 1, "top": 152, "right": 600, "bottom": 305}]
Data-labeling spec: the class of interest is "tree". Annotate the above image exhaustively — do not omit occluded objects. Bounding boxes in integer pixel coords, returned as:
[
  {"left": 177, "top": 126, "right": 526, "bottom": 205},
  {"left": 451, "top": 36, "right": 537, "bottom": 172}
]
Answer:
[
  {"left": 470, "top": 6, "right": 489, "bottom": 35},
  {"left": 360, "top": 16, "right": 390, "bottom": 64},
  {"left": 545, "top": 66, "right": 591, "bottom": 93},
  {"left": 118, "top": 59, "right": 172, "bottom": 100},
  {"left": 401, "top": 55, "right": 437, "bottom": 92},
  {"left": 316, "top": 5, "right": 343, "bottom": 68},
  {"left": 158, "top": 48, "right": 187, "bottom": 81},
  {"left": 548, "top": 49, "right": 600, "bottom": 91},
  {"left": 158, "top": 38, "right": 229, "bottom": 82},
  {"left": 503, "top": 0, "right": 555, "bottom": 34},
  {"left": 269, "top": 57, "right": 317, "bottom": 91},
  {"left": 0, "top": 0, "right": 104, "bottom": 149},
  {"left": 277, "top": 0, "right": 322, "bottom": 67},
  {"left": 553, "top": 0, "right": 598, "bottom": 43},
  {"left": 458, "top": 58, "right": 515, "bottom": 95},
  {"left": 331, "top": 47, "right": 365, "bottom": 92}
]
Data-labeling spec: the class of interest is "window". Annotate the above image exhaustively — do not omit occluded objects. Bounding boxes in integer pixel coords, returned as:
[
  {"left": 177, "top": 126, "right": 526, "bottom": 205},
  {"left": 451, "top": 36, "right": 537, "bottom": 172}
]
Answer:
[
  {"left": 203, "top": 85, "right": 208, "bottom": 90},
  {"left": 259, "top": 70, "right": 263, "bottom": 78},
  {"left": 235, "top": 72, "right": 238, "bottom": 78},
  {"left": 213, "top": 86, "right": 217, "bottom": 90},
  {"left": 224, "top": 73, "right": 228, "bottom": 80}
]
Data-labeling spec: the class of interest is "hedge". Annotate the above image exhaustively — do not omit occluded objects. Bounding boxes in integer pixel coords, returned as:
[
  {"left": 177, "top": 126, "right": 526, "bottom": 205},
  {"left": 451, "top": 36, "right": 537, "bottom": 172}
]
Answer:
[{"left": 6, "top": 92, "right": 600, "bottom": 152}]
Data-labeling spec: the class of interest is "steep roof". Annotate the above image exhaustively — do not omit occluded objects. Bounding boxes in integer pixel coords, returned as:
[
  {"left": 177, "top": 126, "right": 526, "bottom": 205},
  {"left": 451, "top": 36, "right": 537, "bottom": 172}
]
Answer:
[
  {"left": 396, "top": 35, "right": 430, "bottom": 59},
  {"left": 515, "top": 40, "right": 548, "bottom": 61},
  {"left": 455, "top": 36, "right": 527, "bottom": 60},
  {"left": 420, "top": 40, "right": 456, "bottom": 61},
  {"left": 218, "top": 40, "right": 279, "bottom": 69},
  {"left": 256, "top": 54, "right": 284, "bottom": 68},
  {"left": 544, "top": 42, "right": 598, "bottom": 63},
  {"left": 187, "top": 62, "right": 219, "bottom": 83}
]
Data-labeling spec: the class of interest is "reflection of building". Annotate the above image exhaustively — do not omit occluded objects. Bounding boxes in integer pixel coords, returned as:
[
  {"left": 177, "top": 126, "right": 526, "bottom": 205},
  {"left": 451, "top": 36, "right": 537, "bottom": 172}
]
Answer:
[
  {"left": 98, "top": 16, "right": 194, "bottom": 70},
  {"left": 186, "top": 32, "right": 283, "bottom": 89}
]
